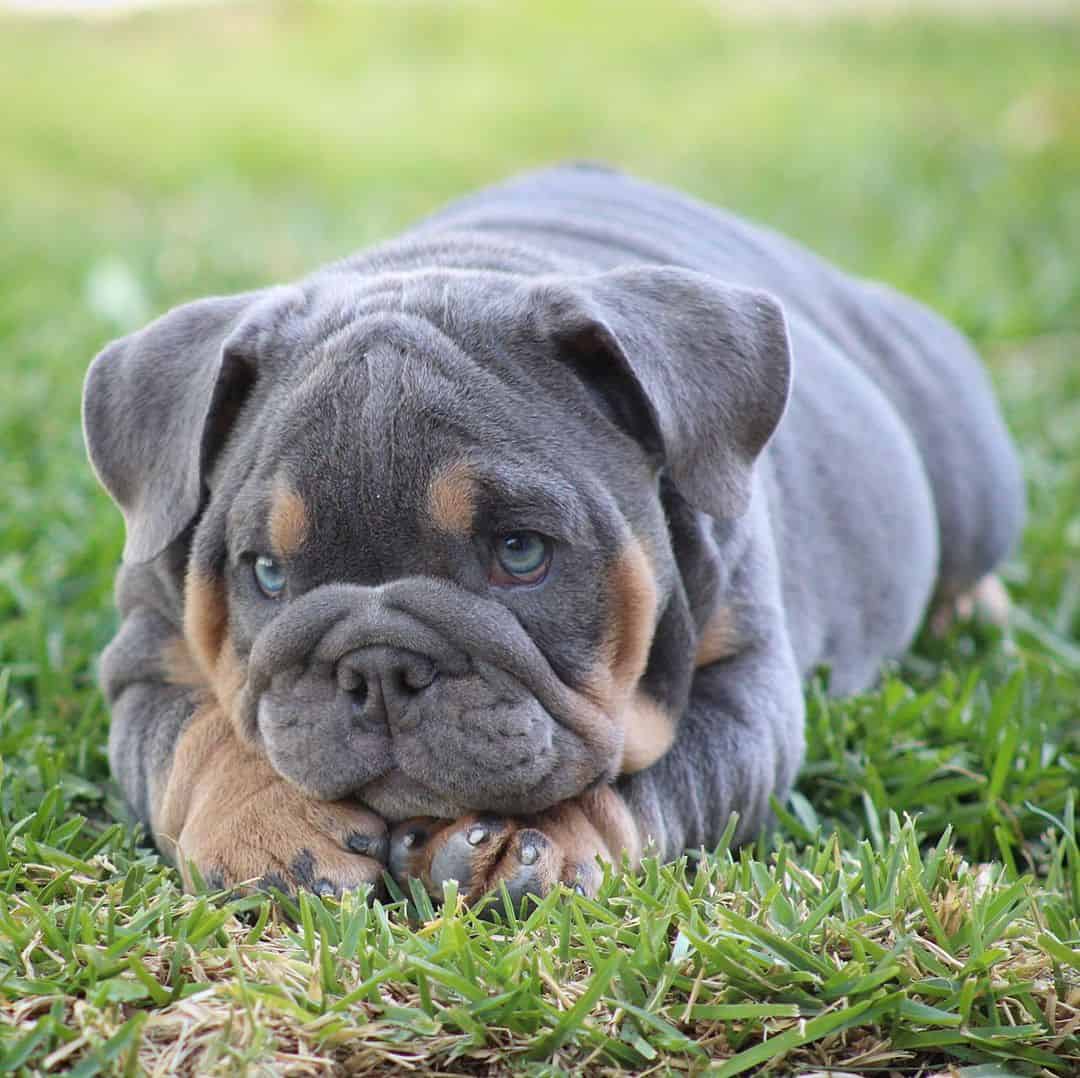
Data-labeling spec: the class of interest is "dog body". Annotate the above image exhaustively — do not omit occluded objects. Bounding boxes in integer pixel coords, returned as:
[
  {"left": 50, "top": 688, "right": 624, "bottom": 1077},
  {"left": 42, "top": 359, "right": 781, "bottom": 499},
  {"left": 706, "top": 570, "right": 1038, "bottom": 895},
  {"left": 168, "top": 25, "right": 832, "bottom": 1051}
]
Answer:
[{"left": 85, "top": 166, "right": 1024, "bottom": 898}]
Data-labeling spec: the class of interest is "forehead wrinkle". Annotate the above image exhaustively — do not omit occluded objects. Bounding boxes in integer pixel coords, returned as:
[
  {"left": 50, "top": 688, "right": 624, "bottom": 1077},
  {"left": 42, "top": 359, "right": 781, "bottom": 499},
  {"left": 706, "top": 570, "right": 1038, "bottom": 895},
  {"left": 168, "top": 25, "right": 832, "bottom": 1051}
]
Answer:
[{"left": 358, "top": 351, "right": 399, "bottom": 501}]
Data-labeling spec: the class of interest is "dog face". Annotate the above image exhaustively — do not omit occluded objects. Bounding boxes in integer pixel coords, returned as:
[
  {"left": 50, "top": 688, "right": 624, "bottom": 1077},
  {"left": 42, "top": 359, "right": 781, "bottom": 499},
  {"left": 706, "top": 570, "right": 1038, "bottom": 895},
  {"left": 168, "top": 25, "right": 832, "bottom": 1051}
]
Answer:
[{"left": 84, "top": 263, "right": 791, "bottom": 821}]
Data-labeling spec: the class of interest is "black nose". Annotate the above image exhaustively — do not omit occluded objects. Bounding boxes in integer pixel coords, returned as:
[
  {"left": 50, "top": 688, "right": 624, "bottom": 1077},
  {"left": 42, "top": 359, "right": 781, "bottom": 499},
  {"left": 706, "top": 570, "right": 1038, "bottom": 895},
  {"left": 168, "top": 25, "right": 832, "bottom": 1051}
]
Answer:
[{"left": 336, "top": 647, "right": 438, "bottom": 730}]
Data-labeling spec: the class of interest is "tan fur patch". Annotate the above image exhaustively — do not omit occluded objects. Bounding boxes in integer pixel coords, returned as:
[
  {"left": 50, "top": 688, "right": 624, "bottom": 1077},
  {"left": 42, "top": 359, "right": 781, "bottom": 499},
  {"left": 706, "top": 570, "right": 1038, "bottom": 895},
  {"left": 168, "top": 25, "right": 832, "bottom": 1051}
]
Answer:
[
  {"left": 518, "top": 800, "right": 619, "bottom": 892},
  {"left": 183, "top": 569, "right": 245, "bottom": 718},
  {"left": 161, "top": 635, "right": 207, "bottom": 690},
  {"left": 619, "top": 691, "right": 676, "bottom": 773},
  {"left": 695, "top": 602, "right": 743, "bottom": 667},
  {"left": 604, "top": 537, "right": 660, "bottom": 704},
  {"left": 153, "top": 703, "right": 237, "bottom": 864},
  {"left": 269, "top": 481, "right": 310, "bottom": 557},
  {"left": 567, "top": 785, "right": 643, "bottom": 867},
  {"left": 184, "top": 570, "right": 228, "bottom": 671},
  {"left": 427, "top": 459, "right": 476, "bottom": 535},
  {"left": 154, "top": 705, "right": 379, "bottom": 890},
  {"left": 583, "top": 538, "right": 661, "bottom": 762}
]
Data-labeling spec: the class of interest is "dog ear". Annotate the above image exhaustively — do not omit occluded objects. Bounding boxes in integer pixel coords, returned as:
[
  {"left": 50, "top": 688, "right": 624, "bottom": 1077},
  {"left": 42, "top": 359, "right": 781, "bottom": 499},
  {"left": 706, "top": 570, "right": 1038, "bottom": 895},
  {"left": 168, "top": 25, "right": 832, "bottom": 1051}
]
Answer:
[
  {"left": 83, "top": 289, "right": 289, "bottom": 563},
  {"left": 529, "top": 265, "right": 792, "bottom": 518}
]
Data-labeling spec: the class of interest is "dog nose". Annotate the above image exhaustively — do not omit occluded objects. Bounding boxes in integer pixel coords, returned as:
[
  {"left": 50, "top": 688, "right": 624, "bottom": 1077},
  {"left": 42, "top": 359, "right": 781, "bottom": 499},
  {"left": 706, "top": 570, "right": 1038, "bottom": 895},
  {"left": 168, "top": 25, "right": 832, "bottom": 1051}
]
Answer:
[{"left": 336, "top": 647, "right": 438, "bottom": 730}]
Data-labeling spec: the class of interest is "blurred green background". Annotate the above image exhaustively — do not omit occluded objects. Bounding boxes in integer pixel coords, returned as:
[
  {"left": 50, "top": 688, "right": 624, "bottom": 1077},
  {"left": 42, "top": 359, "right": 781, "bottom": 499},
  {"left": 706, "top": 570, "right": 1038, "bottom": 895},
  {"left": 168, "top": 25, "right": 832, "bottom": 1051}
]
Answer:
[{"left": 1, "top": 0, "right": 1078, "bottom": 826}]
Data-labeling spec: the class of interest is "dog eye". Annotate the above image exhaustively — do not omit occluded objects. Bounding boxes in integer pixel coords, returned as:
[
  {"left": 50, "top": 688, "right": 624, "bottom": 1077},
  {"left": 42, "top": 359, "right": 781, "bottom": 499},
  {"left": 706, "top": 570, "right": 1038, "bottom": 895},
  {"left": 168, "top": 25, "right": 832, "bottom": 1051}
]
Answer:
[
  {"left": 490, "top": 531, "right": 552, "bottom": 586},
  {"left": 253, "top": 555, "right": 287, "bottom": 598}
]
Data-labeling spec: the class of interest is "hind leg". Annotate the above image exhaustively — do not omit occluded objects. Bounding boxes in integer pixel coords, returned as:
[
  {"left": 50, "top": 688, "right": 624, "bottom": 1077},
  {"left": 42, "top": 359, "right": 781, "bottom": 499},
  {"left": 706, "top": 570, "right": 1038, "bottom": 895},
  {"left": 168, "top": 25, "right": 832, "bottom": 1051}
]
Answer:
[{"left": 856, "top": 284, "right": 1026, "bottom": 615}]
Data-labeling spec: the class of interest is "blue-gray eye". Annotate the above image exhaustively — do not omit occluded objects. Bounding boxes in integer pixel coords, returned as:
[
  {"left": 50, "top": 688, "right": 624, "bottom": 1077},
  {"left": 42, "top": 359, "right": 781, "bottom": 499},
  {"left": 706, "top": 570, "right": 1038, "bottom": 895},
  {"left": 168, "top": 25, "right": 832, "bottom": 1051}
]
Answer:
[
  {"left": 491, "top": 531, "right": 551, "bottom": 585},
  {"left": 253, "top": 555, "right": 286, "bottom": 598}
]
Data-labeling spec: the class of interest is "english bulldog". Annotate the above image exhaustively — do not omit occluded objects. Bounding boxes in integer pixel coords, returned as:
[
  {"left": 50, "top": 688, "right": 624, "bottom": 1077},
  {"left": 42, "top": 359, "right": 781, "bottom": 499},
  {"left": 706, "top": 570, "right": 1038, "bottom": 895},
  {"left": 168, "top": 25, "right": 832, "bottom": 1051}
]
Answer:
[{"left": 83, "top": 164, "right": 1024, "bottom": 902}]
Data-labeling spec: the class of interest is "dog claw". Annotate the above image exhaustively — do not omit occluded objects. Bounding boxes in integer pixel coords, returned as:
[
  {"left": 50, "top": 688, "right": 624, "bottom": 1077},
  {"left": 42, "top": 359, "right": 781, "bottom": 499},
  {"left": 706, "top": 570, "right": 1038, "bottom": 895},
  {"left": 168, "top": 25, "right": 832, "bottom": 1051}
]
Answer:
[
  {"left": 390, "top": 815, "right": 605, "bottom": 906},
  {"left": 346, "top": 831, "right": 388, "bottom": 861}
]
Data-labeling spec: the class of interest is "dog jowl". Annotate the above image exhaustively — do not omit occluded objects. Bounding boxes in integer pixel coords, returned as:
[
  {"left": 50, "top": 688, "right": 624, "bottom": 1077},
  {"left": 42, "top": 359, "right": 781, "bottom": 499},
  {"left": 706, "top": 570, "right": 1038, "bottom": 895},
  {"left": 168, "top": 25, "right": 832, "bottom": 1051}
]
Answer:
[{"left": 84, "top": 165, "right": 1024, "bottom": 899}]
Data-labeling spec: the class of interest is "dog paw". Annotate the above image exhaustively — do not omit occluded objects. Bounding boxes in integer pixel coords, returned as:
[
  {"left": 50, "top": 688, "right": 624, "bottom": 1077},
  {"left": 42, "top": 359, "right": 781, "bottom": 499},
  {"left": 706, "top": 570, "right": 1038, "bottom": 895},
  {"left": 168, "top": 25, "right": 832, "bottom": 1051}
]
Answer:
[
  {"left": 388, "top": 802, "right": 621, "bottom": 905},
  {"left": 930, "top": 573, "right": 1012, "bottom": 638},
  {"left": 171, "top": 783, "right": 389, "bottom": 898}
]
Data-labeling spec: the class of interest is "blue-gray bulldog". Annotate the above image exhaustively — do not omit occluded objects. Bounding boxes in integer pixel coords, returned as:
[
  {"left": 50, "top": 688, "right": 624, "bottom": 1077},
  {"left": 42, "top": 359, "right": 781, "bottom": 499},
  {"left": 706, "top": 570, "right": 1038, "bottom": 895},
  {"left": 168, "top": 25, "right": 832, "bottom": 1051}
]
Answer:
[{"left": 83, "top": 165, "right": 1024, "bottom": 901}]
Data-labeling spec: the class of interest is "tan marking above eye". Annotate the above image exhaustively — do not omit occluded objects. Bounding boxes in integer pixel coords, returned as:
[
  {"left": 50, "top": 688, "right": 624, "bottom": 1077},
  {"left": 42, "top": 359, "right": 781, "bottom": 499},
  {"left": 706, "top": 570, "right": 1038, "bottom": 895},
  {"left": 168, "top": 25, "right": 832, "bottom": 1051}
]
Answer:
[
  {"left": 269, "top": 480, "right": 310, "bottom": 557},
  {"left": 428, "top": 459, "right": 477, "bottom": 535}
]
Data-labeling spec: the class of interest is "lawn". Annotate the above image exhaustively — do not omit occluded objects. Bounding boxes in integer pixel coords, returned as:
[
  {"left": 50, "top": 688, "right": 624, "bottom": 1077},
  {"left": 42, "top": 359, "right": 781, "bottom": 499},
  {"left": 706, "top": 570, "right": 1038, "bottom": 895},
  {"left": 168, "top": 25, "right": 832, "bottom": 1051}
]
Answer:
[{"left": 0, "top": 1, "right": 1078, "bottom": 1073}]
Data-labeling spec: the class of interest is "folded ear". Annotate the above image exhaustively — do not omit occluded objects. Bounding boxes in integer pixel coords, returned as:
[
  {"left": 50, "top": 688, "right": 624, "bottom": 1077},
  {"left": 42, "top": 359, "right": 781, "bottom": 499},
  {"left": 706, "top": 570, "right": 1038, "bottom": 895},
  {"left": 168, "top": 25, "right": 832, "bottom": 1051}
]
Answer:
[
  {"left": 528, "top": 265, "right": 792, "bottom": 518},
  {"left": 83, "top": 289, "right": 286, "bottom": 563}
]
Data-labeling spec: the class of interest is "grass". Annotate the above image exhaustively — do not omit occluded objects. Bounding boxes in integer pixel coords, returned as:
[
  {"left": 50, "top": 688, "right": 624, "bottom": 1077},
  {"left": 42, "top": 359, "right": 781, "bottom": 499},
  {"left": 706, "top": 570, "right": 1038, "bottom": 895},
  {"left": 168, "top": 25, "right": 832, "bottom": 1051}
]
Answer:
[{"left": 0, "top": 1, "right": 1077, "bottom": 1072}]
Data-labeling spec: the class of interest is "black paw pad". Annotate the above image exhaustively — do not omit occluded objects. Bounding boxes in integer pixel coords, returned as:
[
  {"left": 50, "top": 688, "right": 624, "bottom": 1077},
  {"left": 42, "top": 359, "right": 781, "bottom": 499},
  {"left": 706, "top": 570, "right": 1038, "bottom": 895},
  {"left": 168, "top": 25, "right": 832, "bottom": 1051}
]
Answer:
[{"left": 289, "top": 848, "right": 318, "bottom": 890}]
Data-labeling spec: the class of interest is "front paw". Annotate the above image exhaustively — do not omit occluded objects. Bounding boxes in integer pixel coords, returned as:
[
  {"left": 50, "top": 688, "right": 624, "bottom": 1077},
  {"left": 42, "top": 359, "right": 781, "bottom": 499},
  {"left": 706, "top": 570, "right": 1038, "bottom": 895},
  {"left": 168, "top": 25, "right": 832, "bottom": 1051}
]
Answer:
[
  {"left": 171, "top": 783, "right": 388, "bottom": 898},
  {"left": 388, "top": 801, "right": 619, "bottom": 905},
  {"left": 154, "top": 705, "right": 389, "bottom": 897}
]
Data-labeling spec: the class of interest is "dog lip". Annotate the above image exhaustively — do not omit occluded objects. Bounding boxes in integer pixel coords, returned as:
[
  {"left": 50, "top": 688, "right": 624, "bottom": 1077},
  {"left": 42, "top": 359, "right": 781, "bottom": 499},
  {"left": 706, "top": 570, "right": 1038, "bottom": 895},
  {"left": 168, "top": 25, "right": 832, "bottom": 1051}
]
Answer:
[
  {"left": 384, "top": 699, "right": 609, "bottom": 817},
  {"left": 255, "top": 690, "right": 397, "bottom": 800},
  {"left": 243, "top": 576, "right": 623, "bottom": 810}
]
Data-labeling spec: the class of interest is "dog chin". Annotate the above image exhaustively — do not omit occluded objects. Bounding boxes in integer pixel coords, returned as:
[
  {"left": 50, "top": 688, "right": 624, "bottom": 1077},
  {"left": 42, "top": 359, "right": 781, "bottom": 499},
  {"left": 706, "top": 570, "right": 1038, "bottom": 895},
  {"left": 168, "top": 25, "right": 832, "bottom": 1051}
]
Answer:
[{"left": 357, "top": 770, "right": 473, "bottom": 823}]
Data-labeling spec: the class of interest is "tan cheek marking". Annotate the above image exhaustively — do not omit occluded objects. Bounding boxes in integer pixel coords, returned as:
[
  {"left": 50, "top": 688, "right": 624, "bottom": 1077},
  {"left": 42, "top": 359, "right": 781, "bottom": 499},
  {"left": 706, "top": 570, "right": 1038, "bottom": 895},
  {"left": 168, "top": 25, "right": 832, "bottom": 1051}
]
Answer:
[
  {"left": 582, "top": 536, "right": 662, "bottom": 768},
  {"left": 184, "top": 570, "right": 227, "bottom": 670},
  {"left": 161, "top": 636, "right": 207, "bottom": 690},
  {"left": 183, "top": 569, "right": 245, "bottom": 719},
  {"left": 619, "top": 692, "right": 676, "bottom": 773},
  {"left": 587, "top": 537, "right": 660, "bottom": 712},
  {"left": 269, "top": 481, "right": 310, "bottom": 557},
  {"left": 695, "top": 602, "right": 743, "bottom": 667},
  {"left": 427, "top": 459, "right": 476, "bottom": 535},
  {"left": 605, "top": 536, "right": 660, "bottom": 704}
]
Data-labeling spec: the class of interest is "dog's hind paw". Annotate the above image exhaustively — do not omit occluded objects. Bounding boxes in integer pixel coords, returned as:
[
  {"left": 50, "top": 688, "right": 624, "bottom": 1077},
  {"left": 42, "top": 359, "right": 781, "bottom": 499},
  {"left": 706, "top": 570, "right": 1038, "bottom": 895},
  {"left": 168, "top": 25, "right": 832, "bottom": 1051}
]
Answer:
[{"left": 929, "top": 573, "right": 1011, "bottom": 638}]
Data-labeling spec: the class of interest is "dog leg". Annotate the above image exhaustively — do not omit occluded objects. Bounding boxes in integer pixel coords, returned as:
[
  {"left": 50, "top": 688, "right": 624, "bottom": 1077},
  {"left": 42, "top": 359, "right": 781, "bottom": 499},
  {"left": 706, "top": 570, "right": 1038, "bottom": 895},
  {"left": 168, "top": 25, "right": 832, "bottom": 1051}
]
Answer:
[{"left": 102, "top": 563, "right": 388, "bottom": 895}]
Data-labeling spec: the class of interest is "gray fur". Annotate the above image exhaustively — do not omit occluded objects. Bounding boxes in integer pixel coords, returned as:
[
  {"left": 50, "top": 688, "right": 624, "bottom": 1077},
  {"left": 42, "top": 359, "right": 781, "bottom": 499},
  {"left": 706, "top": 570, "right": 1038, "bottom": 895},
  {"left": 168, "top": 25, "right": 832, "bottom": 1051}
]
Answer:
[{"left": 85, "top": 164, "right": 1024, "bottom": 865}]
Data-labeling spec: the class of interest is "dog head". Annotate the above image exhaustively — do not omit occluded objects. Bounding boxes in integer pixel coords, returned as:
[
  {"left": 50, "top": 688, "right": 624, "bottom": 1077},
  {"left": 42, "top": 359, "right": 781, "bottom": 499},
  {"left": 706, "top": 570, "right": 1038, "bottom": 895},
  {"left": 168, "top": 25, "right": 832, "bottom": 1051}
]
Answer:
[{"left": 84, "top": 262, "right": 790, "bottom": 820}]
